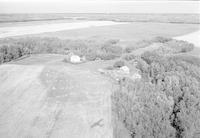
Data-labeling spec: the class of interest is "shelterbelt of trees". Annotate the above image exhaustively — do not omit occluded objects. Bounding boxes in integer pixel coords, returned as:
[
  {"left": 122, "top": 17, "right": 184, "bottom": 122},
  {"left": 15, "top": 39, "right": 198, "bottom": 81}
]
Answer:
[
  {"left": 112, "top": 38, "right": 200, "bottom": 138},
  {"left": 0, "top": 37, "right": 123, "bottom": 63},
  {"left": 0, "top": 36, "right": 194, "bottom": 64}
]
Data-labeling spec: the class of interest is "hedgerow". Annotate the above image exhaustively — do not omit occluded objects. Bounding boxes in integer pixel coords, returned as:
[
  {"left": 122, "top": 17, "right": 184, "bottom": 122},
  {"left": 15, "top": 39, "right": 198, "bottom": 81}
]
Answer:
[
  {"left": 0, "top": 37, "right": 122, "bottom": 63},
  {"left": 124, "top": 37, "right": 194, "bottom": 54}
]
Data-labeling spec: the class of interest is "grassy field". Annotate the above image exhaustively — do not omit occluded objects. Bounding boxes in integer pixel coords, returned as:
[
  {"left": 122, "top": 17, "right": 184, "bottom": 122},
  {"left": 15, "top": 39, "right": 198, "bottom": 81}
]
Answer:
[
  {"left": 33, "top": 22, "right": 199, "bottom": 48},
  {"left": 0, "top": 54, "right": 114, "bottom": 138},
  {"left": 2, "top": 22, "right": 199, "bottom": 43},
  {"left": 1, "top": 14, "right": 199, "bottom": 46}
]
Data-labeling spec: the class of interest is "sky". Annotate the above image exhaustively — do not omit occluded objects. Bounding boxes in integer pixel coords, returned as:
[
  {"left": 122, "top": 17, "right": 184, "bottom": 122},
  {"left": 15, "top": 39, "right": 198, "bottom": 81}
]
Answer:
[{"left": 0, "top": 0, "right": 199, "bottom": 13}]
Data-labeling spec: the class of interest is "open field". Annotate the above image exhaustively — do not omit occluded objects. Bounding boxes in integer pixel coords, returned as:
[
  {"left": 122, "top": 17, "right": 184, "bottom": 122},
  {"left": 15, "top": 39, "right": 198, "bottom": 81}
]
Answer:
[
  {"left": 0, "top": 54, "right": 115, "bottom": 138},
  {"left": 1, "top": 20, "right": 199, "bottom": 41},
  {"left": 0, "top": 21, "right": 126, "bottom": 38},
  {"left": 35, "top": 22, "right": 199, "bottom": 47},
  {"left": 0, "top": 13, "right": 199, "bottom": 42}
]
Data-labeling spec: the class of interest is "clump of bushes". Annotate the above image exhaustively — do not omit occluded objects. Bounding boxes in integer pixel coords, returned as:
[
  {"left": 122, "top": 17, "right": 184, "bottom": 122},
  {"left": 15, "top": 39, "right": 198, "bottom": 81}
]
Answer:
[
  {"left": 0, "top": 37, "right": 122, "bottom": 64},
  {"left": 124, "top": 36, "right": 172, "bottom": 53},
  {"left": 151, "top": 36, "right": 172, "bottom": 43},
  {"left": 97, "top": 53, "right": 120, "bottom": 60},
  {"left": 170, "top": 54, "right": 200, "bottom": 67},
  {"left": 122, "top": 53, "right": 136, "bottom": 61},
  {"left": 0, "top": 44, "right": 24, "bottom": 63},
  {"left": 113, "top": 60, "right": 125, "bottom": 68},
  {"left": 151, "top": 40, "right": 194, "bottom": 56},
  {"left": 113, "top": 51, "right": 200, "bottom": 138},
  {"left": 141, "top": 51, "right": 162, "bottom": 64},
  {"left": 124, "top": 36, "right": 194, "bottom": 55},
  {"left": 145, "top": 40, "right": 194, "bottom": 57},
  {"left": 152, "top": 45, "right": 175, "bottom": 56},
  {"left": 98, "top": 44, "right": 123, "bottom": 60},
  {"left": 163, "top": 39, "right": 194, "bottom": 53},
  {"left": 104, "top": 39, "right": 119, "bottom": 45},
  {"left": 124, "top": 40, "right": 152, "bottom": 53}
]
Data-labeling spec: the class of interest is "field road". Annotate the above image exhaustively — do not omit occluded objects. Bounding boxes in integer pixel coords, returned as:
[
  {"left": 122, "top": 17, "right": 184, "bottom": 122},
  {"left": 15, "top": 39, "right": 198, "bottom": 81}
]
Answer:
[{"left": 0, "top": 54, "right": 113, "bottom": 138}]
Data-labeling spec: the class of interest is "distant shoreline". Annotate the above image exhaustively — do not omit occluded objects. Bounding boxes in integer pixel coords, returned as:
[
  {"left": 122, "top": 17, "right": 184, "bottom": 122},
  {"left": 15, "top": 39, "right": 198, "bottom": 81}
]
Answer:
[
  {"left": 0, "top": 19, "right": 199, "bottom": 25},
  {"left": 0, "top": 13, "right": 199, "bottom": 24}
]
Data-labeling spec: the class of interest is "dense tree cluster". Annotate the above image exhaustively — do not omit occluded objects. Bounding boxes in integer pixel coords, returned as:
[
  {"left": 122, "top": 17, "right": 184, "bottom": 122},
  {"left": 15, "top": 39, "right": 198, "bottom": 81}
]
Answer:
[
  {"left": 0, "top": 37, "right": 122, "bottom": 64},
  {"left": 124, "top": 37, "right": 194, "bottom": 54},
  {"left": 113, "top": 52, "right": 200, "bottom": 138},
  {"left": 0, "top": 44, "right": 24, "bottom": 63}
]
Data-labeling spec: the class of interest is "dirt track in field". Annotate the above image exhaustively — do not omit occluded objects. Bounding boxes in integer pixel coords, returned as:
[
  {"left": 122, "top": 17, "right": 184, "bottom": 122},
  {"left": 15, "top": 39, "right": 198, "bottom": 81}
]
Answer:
[{"left": 0, "top": 54, "right": 113, "bottom": 138}]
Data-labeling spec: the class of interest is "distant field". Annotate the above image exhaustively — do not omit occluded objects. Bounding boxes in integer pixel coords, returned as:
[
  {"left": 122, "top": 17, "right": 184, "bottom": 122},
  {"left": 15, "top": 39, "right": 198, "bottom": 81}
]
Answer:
[
  {"left": 35, "top": 22, "right": 200, "bottom": 45},
  {"left": 0, "top": 21, "right": 125, "bottom": 38},
  {"left": 0, "top": 13, "right": 199, "bottom": 24},
  {"left": 0, "top": 13, "right": 199, "bottom": 45},
  {"left": 1, "top": 21, "right": 198, "bottom": 49}
]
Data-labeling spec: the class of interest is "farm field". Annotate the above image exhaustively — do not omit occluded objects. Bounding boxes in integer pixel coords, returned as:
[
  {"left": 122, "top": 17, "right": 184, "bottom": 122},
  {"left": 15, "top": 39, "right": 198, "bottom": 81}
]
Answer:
[{"left": 0, "top": 54, "right": 115, "bottom": 138}]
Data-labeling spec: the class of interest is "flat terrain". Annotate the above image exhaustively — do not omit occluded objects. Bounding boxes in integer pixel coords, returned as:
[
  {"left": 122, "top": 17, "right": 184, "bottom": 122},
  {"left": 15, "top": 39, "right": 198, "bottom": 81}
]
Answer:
[
  {"left": 0, "top": 21, "right": 126, "bottom": 38},
  {"left": 35, "top": 22, "right": 199, "bottom": 46},
  {"left": 0, "top": 54, "right": 114, "bottom": 138},
  {"left": 0, "top": 20, "right": 199, "bottom": 42},
  {"left": 0, "top": 13, "right": 199, "bottom": 24}
]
